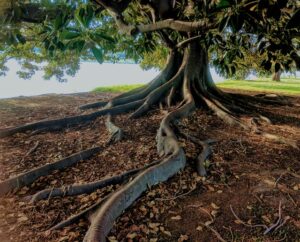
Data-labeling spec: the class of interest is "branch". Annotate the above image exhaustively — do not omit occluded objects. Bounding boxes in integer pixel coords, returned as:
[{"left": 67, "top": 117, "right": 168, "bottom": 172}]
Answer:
[
  {"left": 137, "top": 19, "right": 212, "bottom": 33},
  {"left": 176, "top": 35, "right": 203, "bottom": 49},
  {"left": 95, "top": 0, "right": 213, "bottom": 35},
  {"left": 115, "top": 17, "right": 213, "bottom": 35}
]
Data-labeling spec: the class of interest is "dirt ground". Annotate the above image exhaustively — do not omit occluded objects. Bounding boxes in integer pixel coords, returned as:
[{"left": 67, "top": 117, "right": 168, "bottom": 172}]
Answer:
[{"left": 0, "top": 91, "right": 299, "bottom": 242}]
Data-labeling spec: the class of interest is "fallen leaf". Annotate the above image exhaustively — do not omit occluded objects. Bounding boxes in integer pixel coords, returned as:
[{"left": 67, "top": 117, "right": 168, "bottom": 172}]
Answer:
[
  {"left": 171, "top": 215, "right": 182, "bottom": 220},
  {"left": 178, "top": 234, "right": 189, "bottom": 242},
  {"left": 211, "top": 203, "right": 220, "bottom": 210},
  {"left": 17, "top": 216, "right": 28, "bottom": 223},
  {"left": 262, "top": 215, "right": 271, "bottom": 223},
  {"left": 205, "top": 220, "right": 213, "bottom": 226},
  {"left": 234, "top": 219, "right": 243, "bottom": 224},
  {"left": 126, "top": 233, "right": 137, "bottom": 239},
  {"left": 108, "top": 236, "right": 118, "bottom": 242},
  {"left": 163, "top": 230, "right": 172, "bottom": 236}
]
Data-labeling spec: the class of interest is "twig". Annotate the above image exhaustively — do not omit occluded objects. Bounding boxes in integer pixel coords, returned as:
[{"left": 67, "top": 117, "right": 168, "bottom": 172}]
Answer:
[
  {"left": 230, "top": 201, "right": 289, "bottom": 235},
  {"left": 287, "top": 193, "right": 297, "bottom": 207},
  {"left": 229, "top": 205, "right": 267, "bottom": 229},
  {"left": 20, "top": 141, "right": 40, "bottom": 162},
  {"left": 275, "top": 174, "right": 284, "bottom": 188},
  {"left": 223, "top": 226, "right": 234, "bottom": 242},
  {"left": 156, "top": 187, "right": 196, "bottom": 201},
  {"left": 264, "top": 201, "right": 282, "bottom": 235},
  {"left": 199, "top": 222, "right": 227, "bottom": 242}
]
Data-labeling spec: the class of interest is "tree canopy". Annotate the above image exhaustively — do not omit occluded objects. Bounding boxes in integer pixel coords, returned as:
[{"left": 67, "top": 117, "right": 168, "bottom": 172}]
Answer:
[{"left": 0, "top": 0, "right": 299, "bottom": 80}]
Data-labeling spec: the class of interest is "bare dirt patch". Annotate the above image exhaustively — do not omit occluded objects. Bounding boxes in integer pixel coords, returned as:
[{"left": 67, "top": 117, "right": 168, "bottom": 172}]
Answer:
[{"left": 0, "top": 92, "right": 300, "bottom": 242}]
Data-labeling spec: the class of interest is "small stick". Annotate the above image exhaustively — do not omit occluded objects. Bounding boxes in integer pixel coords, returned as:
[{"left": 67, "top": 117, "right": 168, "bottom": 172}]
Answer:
[
  {"left": 199, "top": 222, "right": 227, "bottom": 242},
  {"left": 264, "top": 201, "right": 282, "bottom": 235},
  {"left": 230, "top": 205, "right": 267, "bottom": 229},
  {"left": 20, "top": 141, "right": 40, "bottom": 162}
]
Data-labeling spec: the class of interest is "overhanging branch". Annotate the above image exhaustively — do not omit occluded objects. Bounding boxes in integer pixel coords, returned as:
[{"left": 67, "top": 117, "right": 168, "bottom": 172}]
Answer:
[
  {"left": 94, "top": 0, "right": 213, "bottom": 35},
  {"left": 137, "top": 19, "right": 212, "bottom": 33}
]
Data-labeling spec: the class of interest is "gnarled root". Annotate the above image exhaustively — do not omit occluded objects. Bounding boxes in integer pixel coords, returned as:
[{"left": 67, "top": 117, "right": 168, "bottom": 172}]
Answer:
[
  {"left": 79, "top": 101, "right": 108, "bottom": 110},
  {"left": 105, "top": 115, "right": 123, "bottom": 144},
  {"left": 0, "top": 147, "right": 100, "bottom": 196},
  {"left": 4, "top": 40, "right": 297, "bottom": 242},
  {"left": 79, "top": 51, "right": 181, "bottom": 111},
  {"left": 83, "top": 150, "right": 186, "bottom": 242},
  {"left": 178, "top": 131, "right": 215, "bottom": 176},
  {"left": 50, "top": 195, "right": 109, "bottom": 231},
  {"left": 30, "top": 159, "right": 161, "bottom": 203},
  {"left": 0, "top": 51, "right": 184, "bottom": 138},
  {"left": 83, "top": 42, "right": 197, "bottom": 242},
  {"left": 0, "top": 100, "right": 144, "bottom": 138}
]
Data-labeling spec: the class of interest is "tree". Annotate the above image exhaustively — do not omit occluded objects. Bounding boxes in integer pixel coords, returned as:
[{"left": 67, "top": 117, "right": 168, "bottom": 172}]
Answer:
[{"left": 0, "top": 0, "right": 299, "bottom": 241}]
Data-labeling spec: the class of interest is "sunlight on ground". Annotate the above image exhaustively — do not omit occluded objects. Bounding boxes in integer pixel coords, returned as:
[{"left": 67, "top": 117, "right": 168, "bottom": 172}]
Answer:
[{"left": 218, "top": 78, "right": 300, "bottom": 95}]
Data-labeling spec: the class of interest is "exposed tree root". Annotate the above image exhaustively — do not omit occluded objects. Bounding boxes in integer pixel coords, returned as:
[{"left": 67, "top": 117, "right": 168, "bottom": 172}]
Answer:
[
  {"left": 50, "top": 195, "right": 110, "bottom": 231},
  {"left": 178, "top": 131, "right": 215, "bottom": 176},
  {"left": 105, "top": 115, "right": 123, "bottom": 144},
  {"left": 2, "top": 41, "right": 297, "bottom": 241},
  {"left": 251, "top": 118, "right": 298, "bottom": 149},
  {"left": 0, "top": 99, "right": 143, "bottom": 138},
  {"left": 79, "top": 101, "right": 108, "bottom": 110},
  {"left": 0, "top": 147, "right": 100, "bottom": 196},
  {"left": 83, "top": 44, "right": 198, "bottom": 242},
  {"left": 83, "top": 150, "right": 186, "bottom": 241},
  {"left": 30, "top": 159, "right": 161, "bottom": 203},
  {"left": 79, "top": 51, "right": 181, "bottom": 111}
]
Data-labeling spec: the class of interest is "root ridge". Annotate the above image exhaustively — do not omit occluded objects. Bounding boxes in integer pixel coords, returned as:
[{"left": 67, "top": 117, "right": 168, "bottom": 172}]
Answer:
[
  {"left": 30, "top": 159, "right": 162, "bottom": 203},
  {"left": 0, "top": 147, "right": 100, "bottom": 196},
  {"left": 83, "top": 149, "right": 186, "bottom": 242}
]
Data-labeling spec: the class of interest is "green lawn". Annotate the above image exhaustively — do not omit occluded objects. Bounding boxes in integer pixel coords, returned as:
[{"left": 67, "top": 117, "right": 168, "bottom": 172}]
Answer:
[
  {"left": 93, "top": 84, "right": 144, "bottom": 93},
  {"left": 217, "top": 78, "right": 300, "bottom": 95},
  {"left": 93, "top": 78, "right": 300, "bottom": 95}
]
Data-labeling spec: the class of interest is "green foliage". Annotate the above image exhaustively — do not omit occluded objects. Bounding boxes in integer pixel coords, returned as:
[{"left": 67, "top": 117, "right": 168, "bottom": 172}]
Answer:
[
  {"left": 140, "top": 45, "right": 169, "bottom": 70},
  {"left": 0, "top": 0, "right": 298, "bottom": 81}
]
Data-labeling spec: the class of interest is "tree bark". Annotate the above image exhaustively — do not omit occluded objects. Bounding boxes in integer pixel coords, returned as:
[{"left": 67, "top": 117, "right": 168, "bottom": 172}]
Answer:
[{"left": 272, "top": 70, "right": 281, "bottom": 82}]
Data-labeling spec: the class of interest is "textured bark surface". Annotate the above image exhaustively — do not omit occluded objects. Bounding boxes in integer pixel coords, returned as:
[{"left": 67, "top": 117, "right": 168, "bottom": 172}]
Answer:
[{"left": 272, "top": 70, "right": 282, "bottom": 82}]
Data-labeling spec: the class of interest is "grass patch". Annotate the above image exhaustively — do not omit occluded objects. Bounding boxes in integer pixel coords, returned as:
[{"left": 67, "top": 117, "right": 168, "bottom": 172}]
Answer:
[
  {"left": 92, "top": 78, "right": 300, "bottom": 95},
  {"left": 217, "top": 78, "right": 300, "bottom": 95},
  {"left": 93, "top": 84, "right": 144, "bottom": 93}
]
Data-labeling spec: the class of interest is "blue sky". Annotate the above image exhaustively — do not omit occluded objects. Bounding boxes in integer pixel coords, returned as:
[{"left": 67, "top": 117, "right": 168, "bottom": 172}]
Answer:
[{"left": 0, "top": 60, "right": 225, "bottom": 99}]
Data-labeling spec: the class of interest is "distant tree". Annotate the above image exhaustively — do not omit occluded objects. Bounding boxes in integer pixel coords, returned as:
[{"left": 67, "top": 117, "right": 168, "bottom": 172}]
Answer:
[{"left": 0, "top": 1, "right": 299, "bottom": 240}]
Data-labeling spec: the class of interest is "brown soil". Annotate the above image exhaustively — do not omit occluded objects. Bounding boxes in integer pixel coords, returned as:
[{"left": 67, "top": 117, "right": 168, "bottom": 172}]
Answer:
[{"left": 0, "top": 91, "right": 300, "bottom": 242}]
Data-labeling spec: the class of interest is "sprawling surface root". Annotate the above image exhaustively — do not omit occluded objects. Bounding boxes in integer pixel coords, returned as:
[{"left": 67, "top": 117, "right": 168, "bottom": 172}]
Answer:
[
  {"left": 83, "top": 42, "right": 199, "bottom": 242},
  {"left": 2, "top": 40, "right": 297, "bottom": 242},
  {"left": 50, "top": 195, "right": 110, "bottom": 231},
  {"left": 178, "top": 131, "right": 215, "bottom": 176},
  {"left": 105, "top": 115, "right": 123, "bottom": 143},
  {"left": 0, "top": 99, "right": 143, "bottom": 138},
  {"left": 30, "top": 159, "right": 161, "bottom": 203},
  {"left": 83, "top": 150, "right": 186, "bottom": 242},
  {"left": 80, "top": 51, "right": 181, "bottom": 111},
  {"left": 79, "top": 101, "right": 108, "bottom": 110},
  {"left": 0, "top": 147, "right": 100, "bottom": 196}
]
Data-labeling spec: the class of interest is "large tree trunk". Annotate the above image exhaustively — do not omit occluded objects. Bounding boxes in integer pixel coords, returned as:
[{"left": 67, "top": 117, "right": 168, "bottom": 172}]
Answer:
[{"left": 272, "top": 70, "right": 282, "bottom": 82}]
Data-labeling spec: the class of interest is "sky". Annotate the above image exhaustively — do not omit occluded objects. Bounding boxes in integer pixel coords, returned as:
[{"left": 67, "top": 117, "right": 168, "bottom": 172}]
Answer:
[{"left": 0, "top": 60, "right": 225, "bottom": 99}]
